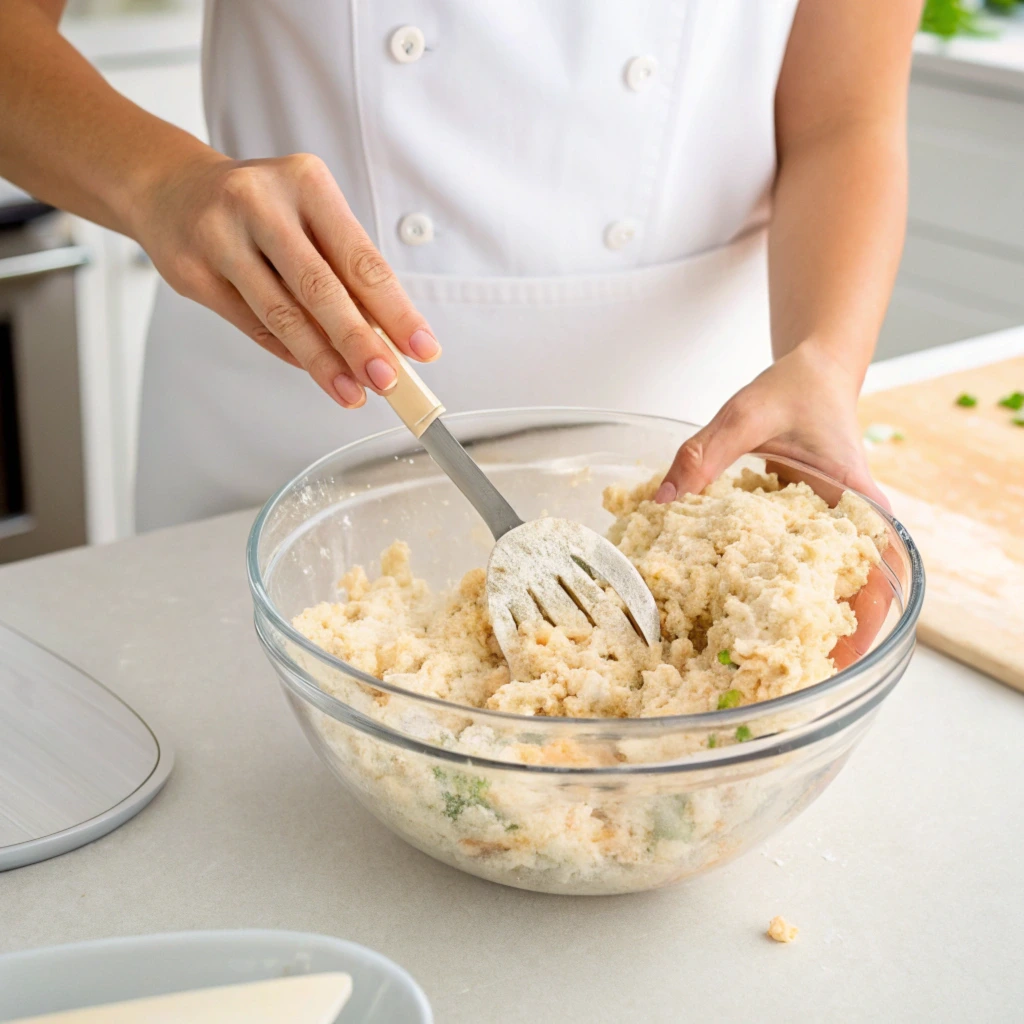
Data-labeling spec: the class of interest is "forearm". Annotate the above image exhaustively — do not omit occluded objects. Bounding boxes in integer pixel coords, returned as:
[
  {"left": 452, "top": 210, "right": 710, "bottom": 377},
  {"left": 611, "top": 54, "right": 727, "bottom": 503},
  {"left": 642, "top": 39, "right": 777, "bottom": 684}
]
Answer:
[
  {"left": 768, "top": 121, "right": 908, "bottom": 392},
  {"left": 0, "top": 0, "right": 219, "bottom": 238}
]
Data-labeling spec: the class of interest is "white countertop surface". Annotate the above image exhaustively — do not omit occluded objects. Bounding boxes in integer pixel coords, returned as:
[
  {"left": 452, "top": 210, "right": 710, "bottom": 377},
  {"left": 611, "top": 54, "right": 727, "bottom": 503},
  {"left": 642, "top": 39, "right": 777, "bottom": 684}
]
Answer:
[
  {"left": 864, "top": 322, "right": 1024, "bottom": 392},
  {"left": 2, "top": 332, "right": 1024, "bottom": 1022}
]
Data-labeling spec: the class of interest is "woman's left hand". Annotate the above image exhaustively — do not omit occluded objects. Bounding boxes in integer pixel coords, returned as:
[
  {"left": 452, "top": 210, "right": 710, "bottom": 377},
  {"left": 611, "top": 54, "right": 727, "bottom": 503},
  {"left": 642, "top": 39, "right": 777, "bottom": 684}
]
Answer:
[
  {"left": 656, "top": 341, "right": 895, "bottom": 669},
  {"left": 655, "top": 341, "right": 890, "bottom": 510}
]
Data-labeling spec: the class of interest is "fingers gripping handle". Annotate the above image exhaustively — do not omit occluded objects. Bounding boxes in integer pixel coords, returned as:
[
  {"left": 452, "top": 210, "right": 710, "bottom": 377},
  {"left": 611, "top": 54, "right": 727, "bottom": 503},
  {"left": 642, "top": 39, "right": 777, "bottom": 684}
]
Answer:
[{"left": 372, "top": 326, "right": 445, "bottom": 438}]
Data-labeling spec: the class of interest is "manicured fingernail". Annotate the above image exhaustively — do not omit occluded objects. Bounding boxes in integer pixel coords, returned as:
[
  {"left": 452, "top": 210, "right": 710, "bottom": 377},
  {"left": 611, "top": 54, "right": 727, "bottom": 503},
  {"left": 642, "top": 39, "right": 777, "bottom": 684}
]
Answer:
[
  {"left": 366, "top": 357, "right": 397, "bottom": 391},
  {"left": 333, "top": 373, "right": 365, "bottom": 407},
  {"left": 408, "top": 329, "right": 440, "bottom": 361},
  {"left": 654, "top": 482, "right": 677, "bottom": 504}
]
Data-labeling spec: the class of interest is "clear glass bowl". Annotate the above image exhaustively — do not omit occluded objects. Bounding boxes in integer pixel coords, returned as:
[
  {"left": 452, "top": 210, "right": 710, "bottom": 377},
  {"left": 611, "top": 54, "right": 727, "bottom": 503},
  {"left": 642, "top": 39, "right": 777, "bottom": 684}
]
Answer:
[{"left": 248, "top": 409, "right": 924, "bottom": 896}]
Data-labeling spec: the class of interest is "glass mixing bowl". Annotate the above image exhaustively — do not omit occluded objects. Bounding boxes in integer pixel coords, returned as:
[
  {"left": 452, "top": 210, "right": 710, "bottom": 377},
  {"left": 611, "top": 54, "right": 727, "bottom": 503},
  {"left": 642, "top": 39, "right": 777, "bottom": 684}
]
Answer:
[{"left": 248, "top": 409, "right": 924, "bottom": 896}]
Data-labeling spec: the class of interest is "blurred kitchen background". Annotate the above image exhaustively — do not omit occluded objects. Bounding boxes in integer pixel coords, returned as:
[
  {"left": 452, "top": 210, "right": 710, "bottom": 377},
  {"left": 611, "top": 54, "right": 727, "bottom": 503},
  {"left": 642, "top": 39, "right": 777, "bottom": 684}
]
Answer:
[{"left": 1, "top": 0, "right": 1023, "bottom": 562}]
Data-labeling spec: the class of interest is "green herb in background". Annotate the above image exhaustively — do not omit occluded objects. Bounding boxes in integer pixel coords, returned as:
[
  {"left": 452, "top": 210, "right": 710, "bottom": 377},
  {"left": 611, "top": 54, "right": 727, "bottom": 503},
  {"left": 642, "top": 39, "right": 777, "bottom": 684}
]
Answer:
[
  {"left": 1013, "top": 417, "right": 1024, "bottom": 427},
  {"left": 718, "top": 689, "right": 742, "bottom": 710},
  {"left": 998, "top": 391, "right": 1024, "bottom": 410},
  {"left": 921, "top": 0, "right": 985, "bottom": 38},
  {"left": 920, "top": 0, "right": 1018, "bottom": 39},
  {"left": 956, "top": 393, "right": 978, "bottom": 407}
]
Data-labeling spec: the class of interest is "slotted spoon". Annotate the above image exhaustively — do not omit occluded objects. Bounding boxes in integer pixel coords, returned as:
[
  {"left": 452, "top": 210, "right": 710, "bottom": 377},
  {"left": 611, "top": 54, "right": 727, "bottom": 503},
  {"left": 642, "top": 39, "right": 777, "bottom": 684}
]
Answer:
[{"left": 372, "top": 328, "right": 661, "bottom": 671}]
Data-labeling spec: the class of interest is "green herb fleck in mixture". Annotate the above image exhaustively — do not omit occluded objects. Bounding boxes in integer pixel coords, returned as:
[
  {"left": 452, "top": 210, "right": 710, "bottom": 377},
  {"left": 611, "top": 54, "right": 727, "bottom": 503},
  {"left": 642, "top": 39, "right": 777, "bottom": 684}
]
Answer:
[
  {"left": 717, "top": 689, "right": 742, "bottom": 710},
  {"left": 650, "top": 794, "right": 693, "bottom": 843},
  {"left": 717, "top": 649, "right": 735, "bottom": 667},
  {"left": 433, "top": 767, "right": 492, "bottom": 822},
  {"left": 956, "top": 393, "right": 978, "bottom": 408},
  {"left": 999, "top": 391, "right": 1024, "bottom": 411},
  {"left": 735, "top": 725, "right": 752, "bottom": 743},
  {"left": 707, "top": 734, "right": 718, "bottom": 749}
]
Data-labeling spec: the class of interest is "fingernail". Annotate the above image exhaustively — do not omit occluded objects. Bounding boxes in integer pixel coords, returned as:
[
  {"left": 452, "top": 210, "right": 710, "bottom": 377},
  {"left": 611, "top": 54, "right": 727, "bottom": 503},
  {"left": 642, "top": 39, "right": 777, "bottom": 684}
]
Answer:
[
  {"left": 366, "top": 357, "right": 397, "bottom": 391},
  {"left": 408, "top": 329, "right": 440, "bottom": 361},
  {"left": 333, "top": 373, "right": 365, "bottom": 407},
  {"left": 654, "top": 482, "right": 677, "bottom": 504}
]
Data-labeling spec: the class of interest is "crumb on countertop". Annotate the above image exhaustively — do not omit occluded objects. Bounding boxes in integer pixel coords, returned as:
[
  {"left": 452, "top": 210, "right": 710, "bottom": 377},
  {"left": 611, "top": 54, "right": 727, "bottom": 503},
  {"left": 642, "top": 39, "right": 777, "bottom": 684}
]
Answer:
[{"left": 767, "top": 916, "right": 799, "bottom": 943}]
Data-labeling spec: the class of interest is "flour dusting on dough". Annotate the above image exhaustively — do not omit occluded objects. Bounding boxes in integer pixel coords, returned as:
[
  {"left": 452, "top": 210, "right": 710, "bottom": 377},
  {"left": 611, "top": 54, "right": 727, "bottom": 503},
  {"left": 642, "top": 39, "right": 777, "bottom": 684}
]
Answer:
[{"left": 294, "top": 470, "right": 885, "bottom": 719}]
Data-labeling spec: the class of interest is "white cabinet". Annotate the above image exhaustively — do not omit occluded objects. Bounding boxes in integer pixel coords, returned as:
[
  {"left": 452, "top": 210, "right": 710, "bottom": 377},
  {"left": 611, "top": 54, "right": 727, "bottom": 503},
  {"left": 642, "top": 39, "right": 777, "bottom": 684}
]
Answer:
[
  {"left": 877, "top": 30, "right": 1024, "bottom": 360},
  {"left": 66, "top": 25, "right": 205, "bottom": 541}
]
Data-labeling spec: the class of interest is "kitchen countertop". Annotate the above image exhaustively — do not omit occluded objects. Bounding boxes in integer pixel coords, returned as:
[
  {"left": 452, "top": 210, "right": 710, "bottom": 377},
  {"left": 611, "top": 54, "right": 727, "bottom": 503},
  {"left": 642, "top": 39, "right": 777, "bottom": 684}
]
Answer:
[
  {"left": 864, "top": 321, "right": 1024, "bottom": 392},
  {"left": 3, "top": 333, "right": 1024, "bottom": 1022}
]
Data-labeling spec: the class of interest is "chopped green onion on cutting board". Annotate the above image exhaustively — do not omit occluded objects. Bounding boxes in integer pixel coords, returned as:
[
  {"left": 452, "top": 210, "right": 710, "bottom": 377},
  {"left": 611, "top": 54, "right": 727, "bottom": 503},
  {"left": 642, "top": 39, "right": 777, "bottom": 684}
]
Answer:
[{"left": 864, "top": 423, "right": 905, "bottom": 444}]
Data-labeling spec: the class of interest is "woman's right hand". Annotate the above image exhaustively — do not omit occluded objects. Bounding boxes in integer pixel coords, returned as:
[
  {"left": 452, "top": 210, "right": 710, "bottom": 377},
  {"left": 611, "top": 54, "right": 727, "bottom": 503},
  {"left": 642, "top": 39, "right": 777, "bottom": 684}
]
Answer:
[{"left": 131, "top": 150, "right": 440, "bottom": 409}]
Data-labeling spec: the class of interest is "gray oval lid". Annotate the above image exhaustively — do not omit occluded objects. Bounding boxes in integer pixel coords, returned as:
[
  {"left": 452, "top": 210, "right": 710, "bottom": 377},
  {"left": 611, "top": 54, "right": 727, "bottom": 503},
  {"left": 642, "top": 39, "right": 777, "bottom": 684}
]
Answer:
[{"left": 0, "top": 621, "right": 172, "bottom": 870}]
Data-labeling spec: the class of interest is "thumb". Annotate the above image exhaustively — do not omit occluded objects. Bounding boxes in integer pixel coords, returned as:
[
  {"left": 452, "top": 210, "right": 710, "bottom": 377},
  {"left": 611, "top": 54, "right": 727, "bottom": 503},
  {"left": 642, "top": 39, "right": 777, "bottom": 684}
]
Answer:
[
  {"left": 656, "top": 393, "right": 778, "bottom": 503},
  {"left": 836, "top": 449, "right": 892, "bottom": 514}
]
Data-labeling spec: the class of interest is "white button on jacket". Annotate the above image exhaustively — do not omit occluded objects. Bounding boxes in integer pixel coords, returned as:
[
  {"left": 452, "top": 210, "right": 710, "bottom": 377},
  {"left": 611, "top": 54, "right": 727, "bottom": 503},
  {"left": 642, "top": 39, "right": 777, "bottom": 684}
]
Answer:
[
  {"left": 398, "top": 213, "right": 434, "bottom": 246},
  {"left": 389, "top": 25, "right": 426, "bottom": 64},
  {"left": 137, "top": 0, "right": 801, "bottom": 530},
  {"left": 604, "top": 220, "right": 639, "bottom": 251},
  {"left": 624, "top": 56, "right": 658, "bottom": 92}
]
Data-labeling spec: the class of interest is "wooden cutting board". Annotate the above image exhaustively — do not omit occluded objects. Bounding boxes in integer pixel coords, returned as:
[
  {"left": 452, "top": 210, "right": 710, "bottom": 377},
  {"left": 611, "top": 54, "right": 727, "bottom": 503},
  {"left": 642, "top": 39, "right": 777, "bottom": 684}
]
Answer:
[{"left": 858, "top": 356, "right": 1024, "bottom": 692}]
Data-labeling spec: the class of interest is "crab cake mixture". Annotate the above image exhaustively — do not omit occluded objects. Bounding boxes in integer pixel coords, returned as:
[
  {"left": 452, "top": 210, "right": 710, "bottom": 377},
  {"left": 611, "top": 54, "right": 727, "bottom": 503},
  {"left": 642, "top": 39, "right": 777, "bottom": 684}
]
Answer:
[{"left": 294, "top": 469, "right": 886, "bottom": 718}]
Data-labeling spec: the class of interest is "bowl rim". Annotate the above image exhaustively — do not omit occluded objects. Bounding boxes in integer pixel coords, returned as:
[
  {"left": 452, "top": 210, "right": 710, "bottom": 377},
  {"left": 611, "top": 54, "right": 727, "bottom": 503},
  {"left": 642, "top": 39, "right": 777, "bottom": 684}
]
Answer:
[{"left": 246, "top": 406, "right": 925, "bottom": 735}]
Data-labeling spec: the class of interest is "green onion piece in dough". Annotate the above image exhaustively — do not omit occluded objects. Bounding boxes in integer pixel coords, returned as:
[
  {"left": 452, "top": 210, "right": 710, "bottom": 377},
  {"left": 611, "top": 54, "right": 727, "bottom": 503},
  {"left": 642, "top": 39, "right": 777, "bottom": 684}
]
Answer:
[
  {"left": 717, "top": 649, "right": 734, "bottom": 666},
  {"left": 717, "top": 689, "right": 742, "bottom": 710},
  {"left": 956, "top": 393, "right": 978, "bottom": 407},
  {"left": 998, "top": 391, "right": 1024, "bottom": 411},
  {"left": 707, "top": 734, "right": 718, "bottom": 749},
  {"left": 735, "top": 725, "right": 752, "bottom": 743}
]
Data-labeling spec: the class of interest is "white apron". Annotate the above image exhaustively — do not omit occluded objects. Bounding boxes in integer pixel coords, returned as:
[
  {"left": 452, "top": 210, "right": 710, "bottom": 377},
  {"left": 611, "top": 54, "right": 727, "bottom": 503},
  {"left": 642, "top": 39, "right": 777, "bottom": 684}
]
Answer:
[{"left": 135, "top": 0, "right": 800, "bottom": 530}]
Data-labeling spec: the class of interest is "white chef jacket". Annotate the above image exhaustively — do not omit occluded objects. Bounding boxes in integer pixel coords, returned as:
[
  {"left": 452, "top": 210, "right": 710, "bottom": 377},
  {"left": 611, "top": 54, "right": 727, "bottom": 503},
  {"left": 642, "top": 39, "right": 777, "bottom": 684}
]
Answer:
[{"left": 135, "top": 0, "right": 801, "bottom": 530}]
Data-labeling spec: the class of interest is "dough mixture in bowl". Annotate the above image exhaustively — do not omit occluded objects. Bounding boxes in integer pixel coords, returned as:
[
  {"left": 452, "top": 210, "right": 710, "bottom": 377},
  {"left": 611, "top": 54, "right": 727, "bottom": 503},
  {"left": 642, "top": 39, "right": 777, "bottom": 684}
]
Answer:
[{"left": 294, "top": 469, "right": 887, "bottom": 718}]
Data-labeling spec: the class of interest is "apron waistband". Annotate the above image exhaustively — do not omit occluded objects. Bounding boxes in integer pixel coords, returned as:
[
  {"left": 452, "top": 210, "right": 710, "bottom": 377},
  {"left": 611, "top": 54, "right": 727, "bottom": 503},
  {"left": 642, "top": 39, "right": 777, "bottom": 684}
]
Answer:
[{"left": 397, "top": 224, "right": 768, "bottom": 307}]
